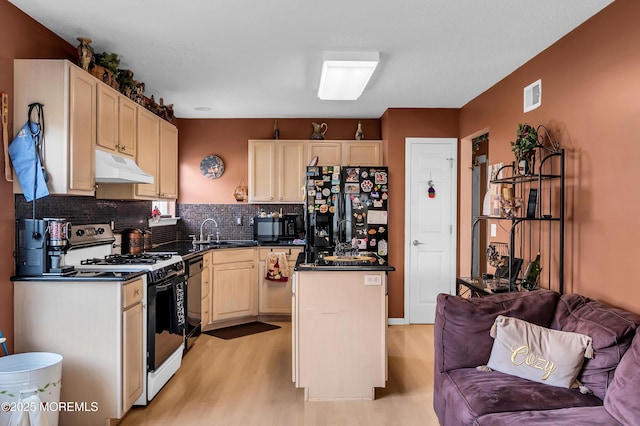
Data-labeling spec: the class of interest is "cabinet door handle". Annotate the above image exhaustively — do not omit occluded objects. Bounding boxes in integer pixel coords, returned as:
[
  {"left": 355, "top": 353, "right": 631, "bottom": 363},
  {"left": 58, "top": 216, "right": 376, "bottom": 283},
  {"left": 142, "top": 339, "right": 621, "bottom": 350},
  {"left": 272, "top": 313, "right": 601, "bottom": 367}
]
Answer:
[
  {"left": 134, "top": 289, "right": 140, "bottom": 296},
  {"left": 412, "top": 240, "right": 424, "bottom": 246}
]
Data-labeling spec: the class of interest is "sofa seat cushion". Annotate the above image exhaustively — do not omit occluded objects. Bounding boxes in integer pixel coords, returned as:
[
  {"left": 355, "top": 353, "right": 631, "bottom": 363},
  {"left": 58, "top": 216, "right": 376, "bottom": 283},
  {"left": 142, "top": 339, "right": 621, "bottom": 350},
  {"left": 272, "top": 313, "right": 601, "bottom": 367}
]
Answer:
[
  {"left": 604, "top": 330, "right": 640, "bottom": 425},
  {"left": 435, "top": 290, "right": 560, "bottom": 372},
  {"left": 552, "top": 294, "right": 640, "bottom": 399},
  {"left": 438, "top": 368, "right": 603, "bottom": 425},
  {"left": 474, "top": 406, "right": 621, "bottom": 426}
]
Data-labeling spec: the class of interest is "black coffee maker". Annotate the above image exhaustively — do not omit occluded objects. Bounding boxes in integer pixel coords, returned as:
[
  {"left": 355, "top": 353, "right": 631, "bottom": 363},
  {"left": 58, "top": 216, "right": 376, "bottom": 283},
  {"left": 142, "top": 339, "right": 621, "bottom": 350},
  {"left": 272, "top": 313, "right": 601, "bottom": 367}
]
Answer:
[{"left": 16, "top": 218, "right": 74, "bottom": 276}]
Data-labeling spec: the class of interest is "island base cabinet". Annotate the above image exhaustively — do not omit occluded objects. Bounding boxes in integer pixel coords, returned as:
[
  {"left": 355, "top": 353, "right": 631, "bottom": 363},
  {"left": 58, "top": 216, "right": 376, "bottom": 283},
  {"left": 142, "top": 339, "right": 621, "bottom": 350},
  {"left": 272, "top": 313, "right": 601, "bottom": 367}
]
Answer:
[{"left": 293, "top": 271, "right": 387, "bottom": 400}]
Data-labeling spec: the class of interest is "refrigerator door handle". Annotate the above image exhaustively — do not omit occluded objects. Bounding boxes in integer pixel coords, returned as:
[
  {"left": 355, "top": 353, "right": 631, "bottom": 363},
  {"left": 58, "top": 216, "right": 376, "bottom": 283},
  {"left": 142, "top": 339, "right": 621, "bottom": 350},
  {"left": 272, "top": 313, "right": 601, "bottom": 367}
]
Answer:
[{"left": 412, "top": 240, "right": 424, "bottom": 246}]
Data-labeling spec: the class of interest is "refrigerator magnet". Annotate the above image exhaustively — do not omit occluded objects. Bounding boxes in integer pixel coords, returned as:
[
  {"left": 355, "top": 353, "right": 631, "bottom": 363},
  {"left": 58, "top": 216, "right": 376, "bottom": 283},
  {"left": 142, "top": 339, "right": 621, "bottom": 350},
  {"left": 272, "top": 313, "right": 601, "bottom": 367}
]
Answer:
[
  {"left": 374, "top": 171, "right": 388, "bottom": 184},
  {"left": 378, "top": 240, "right": 388, "bottom": 256},
  {"left": 361, "top": 180, "right": 373, "bottom": 192}
]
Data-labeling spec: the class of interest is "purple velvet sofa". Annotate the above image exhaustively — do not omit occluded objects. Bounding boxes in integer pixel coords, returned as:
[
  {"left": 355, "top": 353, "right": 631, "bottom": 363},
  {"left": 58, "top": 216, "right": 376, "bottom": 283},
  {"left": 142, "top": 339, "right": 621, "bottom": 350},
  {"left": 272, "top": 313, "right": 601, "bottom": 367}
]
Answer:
[{"left": 433, "top": 289, "right": 640, "bottom": 425}]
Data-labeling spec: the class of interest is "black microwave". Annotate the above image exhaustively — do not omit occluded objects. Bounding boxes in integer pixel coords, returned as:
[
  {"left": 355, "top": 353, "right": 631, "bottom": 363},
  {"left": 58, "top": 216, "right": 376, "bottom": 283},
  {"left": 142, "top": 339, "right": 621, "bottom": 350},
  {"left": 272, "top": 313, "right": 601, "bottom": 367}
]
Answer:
[
  {"left": 253, "top": 215, "right": 302, "bottom": 242},
  {"left": 253, "top": 217, "right": 283, "bottom": 242}
]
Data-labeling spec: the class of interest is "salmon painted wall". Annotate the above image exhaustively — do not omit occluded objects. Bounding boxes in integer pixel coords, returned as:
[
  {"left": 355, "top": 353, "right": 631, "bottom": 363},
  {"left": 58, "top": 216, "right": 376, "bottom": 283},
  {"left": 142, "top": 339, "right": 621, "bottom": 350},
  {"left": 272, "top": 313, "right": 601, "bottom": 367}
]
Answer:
[
  {"left": 459, "top": 0, "right": 640, "bottom": 314},
  {"left": 176, "top": 118, "right": 381, "bottom": 204},
  {"left": 381, "top": 108, "right": 460, "bottom": 318},
  {"left": 0, "top": 0, "right": 77, "bottom": 351}
]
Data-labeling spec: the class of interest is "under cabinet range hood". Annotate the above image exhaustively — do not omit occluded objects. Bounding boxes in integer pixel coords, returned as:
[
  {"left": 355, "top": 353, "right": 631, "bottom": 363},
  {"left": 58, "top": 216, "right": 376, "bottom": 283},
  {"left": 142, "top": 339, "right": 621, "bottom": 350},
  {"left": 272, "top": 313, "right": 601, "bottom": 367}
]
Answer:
[{"left": 95, "top": 150, "right": 154, "bottom": 184}]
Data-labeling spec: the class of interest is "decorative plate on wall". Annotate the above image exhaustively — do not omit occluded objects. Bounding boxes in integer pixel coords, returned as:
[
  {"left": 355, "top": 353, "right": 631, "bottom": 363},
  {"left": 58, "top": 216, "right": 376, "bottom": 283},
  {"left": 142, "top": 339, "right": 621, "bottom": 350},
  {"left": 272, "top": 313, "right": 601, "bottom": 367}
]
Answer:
[{"left": 200, "top": 155, "right": 225, "bottom": 179}]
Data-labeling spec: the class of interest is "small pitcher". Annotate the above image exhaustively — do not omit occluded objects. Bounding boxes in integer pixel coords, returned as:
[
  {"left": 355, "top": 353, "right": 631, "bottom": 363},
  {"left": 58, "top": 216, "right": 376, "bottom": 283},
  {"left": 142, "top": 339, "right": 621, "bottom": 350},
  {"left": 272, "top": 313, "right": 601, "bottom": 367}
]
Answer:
[{"left": 311, "top": 122, "right": 328, "bottom": 140}]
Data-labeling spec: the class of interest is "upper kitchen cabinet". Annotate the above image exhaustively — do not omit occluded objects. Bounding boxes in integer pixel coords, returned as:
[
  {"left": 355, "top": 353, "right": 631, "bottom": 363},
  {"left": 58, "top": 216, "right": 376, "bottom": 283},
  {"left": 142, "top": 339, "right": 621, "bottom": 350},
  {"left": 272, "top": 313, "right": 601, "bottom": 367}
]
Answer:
[
  {"left": 158, "top": 120, "right": 178, "bottom": 199},
  {"left": 306, "top": 141, "right": 342, "bottom": 166},
  {"left": 248, "top": 140, "right": 305, "bottom": 203},
  {"left": 96, "top": 83, "right": 137, "bottom": 158},
  {"left": 342, "top": 141, "right": 382, "bottom": 166},
  {"left": 96, "top": 107, "right": 178, "bottom": 200},
  {"left": 13, "top": 59, "right": 96, "bottom": 196},
  {"left": 305, "top": 140, "right": 383, "bottom": 166}
]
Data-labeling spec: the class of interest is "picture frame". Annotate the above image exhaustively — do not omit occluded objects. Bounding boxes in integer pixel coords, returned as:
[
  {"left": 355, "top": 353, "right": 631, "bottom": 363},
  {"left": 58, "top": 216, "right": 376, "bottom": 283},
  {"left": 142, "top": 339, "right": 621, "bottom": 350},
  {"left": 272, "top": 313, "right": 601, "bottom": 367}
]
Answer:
[
  {"left": 526, "top": 188, "right": 538, "bottom": 218},
  {"left": 495, "top": 256, "right": 523, "bottom": 283}
]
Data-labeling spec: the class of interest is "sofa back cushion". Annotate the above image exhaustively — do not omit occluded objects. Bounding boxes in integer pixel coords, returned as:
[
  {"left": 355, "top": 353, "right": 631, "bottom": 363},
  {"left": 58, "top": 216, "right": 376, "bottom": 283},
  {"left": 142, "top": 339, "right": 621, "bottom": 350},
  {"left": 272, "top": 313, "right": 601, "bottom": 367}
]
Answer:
[
  {"left": 552, "top": 294, "right": 640, "bottom": 400},
  {"left": 434, "top": 289, "right": 560, "bottom": 372},
  {"left": 604, "top": 330, "right": 640, "bottom": 425}
]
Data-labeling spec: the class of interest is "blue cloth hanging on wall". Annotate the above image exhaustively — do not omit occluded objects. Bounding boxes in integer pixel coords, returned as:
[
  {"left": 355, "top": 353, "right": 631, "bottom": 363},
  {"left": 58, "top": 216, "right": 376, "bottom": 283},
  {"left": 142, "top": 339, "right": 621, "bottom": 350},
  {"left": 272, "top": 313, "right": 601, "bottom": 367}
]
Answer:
[{"left": 8, "top": 121, "right": 49, "bottom": 201}]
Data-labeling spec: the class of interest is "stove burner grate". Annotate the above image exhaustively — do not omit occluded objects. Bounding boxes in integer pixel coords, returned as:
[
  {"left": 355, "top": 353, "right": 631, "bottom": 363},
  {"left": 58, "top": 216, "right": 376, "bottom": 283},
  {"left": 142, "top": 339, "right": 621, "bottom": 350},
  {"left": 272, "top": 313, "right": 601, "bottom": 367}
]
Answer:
[{"left": 81, "top": 253, "right": 173, "bottom": 266}]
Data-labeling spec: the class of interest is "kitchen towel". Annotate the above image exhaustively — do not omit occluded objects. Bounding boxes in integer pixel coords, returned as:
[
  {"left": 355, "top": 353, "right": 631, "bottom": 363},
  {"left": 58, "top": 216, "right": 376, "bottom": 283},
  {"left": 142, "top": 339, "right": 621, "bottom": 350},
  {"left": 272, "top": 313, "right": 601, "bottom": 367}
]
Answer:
[
  {"left": 170, "top": 280, "right": 186, "bottom": 334},
  {"left": 265, "top": 252, "right": 289, "bottom": 282},
  {"left": 8, "top": 121, "right": 49, "bottom": 202}
]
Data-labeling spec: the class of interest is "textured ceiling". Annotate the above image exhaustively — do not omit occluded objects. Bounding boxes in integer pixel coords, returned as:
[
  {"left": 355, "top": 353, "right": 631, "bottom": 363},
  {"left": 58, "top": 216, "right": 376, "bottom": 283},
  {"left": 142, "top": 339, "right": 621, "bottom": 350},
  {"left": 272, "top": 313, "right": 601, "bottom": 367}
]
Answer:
[{"left": 9, "top": 0, "right": 613, "bottom": 119}]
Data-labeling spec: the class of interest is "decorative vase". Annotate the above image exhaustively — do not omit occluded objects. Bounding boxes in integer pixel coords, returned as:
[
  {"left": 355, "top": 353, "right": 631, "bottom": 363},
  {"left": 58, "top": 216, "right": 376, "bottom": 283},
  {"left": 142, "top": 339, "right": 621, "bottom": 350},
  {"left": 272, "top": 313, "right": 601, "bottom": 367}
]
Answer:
[
  {"left": 355, "top": 121, "right": 364, "bottom": 140},
  {"left": 517, "top": 150, "right": 536, "bottom": 175},
  {"left": 76, "top": 37, "right": 93, "bottom": 72},
  {"left": 311, "top": 122, "right": 328, "bottom": 140}
]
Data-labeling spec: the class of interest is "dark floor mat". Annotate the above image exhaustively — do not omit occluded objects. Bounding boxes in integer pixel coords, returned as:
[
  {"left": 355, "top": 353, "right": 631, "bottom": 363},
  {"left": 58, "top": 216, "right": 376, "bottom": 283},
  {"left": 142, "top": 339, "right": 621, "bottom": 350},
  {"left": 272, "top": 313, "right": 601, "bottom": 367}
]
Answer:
[{"left": 203, "top": 322, "right": 281, "bottom": 340}]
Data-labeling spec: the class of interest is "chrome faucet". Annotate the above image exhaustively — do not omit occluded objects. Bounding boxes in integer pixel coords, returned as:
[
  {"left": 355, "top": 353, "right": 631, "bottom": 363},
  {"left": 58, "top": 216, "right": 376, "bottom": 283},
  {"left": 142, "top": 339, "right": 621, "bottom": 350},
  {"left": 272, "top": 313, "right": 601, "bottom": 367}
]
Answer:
[{"left": 199, "top": 218, "right": 219, "bottom": 242}]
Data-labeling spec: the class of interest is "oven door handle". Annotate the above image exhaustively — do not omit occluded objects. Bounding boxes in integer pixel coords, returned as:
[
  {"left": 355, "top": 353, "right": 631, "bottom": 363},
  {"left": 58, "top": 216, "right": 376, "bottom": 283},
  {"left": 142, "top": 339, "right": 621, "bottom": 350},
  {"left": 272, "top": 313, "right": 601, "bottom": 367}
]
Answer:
[{"left": 154, "top": 281, "right": 175, "bottom": 292}]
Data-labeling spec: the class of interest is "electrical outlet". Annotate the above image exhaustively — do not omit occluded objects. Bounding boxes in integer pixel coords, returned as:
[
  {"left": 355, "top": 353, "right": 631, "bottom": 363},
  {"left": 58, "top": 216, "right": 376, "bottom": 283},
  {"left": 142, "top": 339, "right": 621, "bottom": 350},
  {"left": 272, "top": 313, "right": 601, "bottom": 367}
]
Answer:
[
  {"left": 250, "top": 217, "right": 254, "bottom": 225},
  {"left": 490, "top": 224, "right": 497, "bottom": 237},
  {"left": 236, "top": 217, "right": 242, "bottom": 226}
]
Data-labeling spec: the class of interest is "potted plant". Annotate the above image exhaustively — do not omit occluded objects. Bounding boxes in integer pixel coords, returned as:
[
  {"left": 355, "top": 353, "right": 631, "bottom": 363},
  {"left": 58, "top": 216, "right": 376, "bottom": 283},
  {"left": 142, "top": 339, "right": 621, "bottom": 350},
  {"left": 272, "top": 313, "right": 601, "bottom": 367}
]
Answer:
[
  {"left": 91, "top": 52, "right": 120, "bottom": 89},
  {"left": 510, "top": 123, "right": 539, "bottom": 175}
]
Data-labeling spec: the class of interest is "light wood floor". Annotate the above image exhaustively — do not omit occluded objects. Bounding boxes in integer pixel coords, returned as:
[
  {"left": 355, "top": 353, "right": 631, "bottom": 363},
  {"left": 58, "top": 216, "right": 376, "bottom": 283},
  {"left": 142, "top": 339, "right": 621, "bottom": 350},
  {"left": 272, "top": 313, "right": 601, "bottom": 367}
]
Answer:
[{"left": 120, "top": 322, "right": 439, "bottom": 426}]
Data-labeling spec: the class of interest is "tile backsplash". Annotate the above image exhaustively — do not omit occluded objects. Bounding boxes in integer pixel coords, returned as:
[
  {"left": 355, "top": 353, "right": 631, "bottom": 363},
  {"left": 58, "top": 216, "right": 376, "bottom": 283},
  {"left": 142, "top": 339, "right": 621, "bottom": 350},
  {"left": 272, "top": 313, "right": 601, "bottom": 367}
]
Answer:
[
  {"left": 176, "top": 203, "right": 305, "bottom": 241},
  {"left": 14, "top": 195, "right": 304, "bottom": 245}
]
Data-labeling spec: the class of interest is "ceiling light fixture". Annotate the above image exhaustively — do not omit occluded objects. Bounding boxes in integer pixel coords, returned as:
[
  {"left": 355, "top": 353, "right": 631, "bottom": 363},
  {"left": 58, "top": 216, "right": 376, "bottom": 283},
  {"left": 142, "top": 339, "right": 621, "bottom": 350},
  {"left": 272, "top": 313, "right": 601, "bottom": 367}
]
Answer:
[{"left": 317, "top": 51, "right": 380, "bottom": 101}]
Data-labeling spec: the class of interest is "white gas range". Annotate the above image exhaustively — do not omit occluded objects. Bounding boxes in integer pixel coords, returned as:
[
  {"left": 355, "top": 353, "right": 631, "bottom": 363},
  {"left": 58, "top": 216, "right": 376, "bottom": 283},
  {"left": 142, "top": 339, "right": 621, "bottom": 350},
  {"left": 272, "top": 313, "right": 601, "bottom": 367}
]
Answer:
[{"left": 63, "top": 224, "right": 186, "bottom": 405}]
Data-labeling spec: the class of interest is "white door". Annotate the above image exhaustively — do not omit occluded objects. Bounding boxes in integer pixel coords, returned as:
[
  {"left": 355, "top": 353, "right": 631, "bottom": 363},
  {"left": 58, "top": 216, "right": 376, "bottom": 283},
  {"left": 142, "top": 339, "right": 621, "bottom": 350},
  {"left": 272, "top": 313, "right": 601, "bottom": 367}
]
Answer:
[{"left": 405, "top": 138, "right": 457, "bottom": 323}]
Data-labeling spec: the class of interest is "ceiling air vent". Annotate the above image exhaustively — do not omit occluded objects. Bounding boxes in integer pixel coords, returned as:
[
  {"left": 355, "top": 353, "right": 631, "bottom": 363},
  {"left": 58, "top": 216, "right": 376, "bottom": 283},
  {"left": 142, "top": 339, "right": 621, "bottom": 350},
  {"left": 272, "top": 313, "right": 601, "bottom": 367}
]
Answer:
[{"left": 524, "top": 79, "right": 542, "bottom": 112}]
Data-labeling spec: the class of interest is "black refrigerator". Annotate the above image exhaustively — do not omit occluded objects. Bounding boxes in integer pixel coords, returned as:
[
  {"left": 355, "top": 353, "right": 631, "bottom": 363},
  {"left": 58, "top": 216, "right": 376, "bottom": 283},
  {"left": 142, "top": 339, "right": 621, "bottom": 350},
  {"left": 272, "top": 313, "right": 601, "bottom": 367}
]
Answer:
[{"left": 305, "top": 165, "right": 389, "bottom": 261}]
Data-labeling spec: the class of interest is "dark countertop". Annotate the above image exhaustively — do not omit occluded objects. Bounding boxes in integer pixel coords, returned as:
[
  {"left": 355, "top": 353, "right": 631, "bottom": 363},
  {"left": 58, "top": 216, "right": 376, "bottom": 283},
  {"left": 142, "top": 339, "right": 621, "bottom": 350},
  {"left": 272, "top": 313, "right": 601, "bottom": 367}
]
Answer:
[
  {"left": 294, "top": 252, "right": 395, "bottom": 272},
  {"left": 148, "top": 240, "right": 305, "bottom": 259}
]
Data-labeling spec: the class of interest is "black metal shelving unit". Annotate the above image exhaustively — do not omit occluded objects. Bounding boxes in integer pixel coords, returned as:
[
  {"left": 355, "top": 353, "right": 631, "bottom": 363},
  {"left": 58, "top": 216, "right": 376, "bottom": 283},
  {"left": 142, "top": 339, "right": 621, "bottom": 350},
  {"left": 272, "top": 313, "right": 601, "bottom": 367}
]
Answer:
[{"left": 458, "top": 136, "right": 565, "bottom": 296}]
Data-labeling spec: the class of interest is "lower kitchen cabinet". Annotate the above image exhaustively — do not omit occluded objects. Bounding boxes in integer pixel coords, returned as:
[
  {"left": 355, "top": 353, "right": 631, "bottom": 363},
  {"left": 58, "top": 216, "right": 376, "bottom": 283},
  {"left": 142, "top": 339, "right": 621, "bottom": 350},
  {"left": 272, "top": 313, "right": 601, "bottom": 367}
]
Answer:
[
  {"left": 13, "top": 277, "right": 145, "bottom": 425},
  {"left": 258, "top": 246, "right": 303, "bottom": 315},
  {"left": 207, "top": 248, "right": 258, "bottom": 326},
  {"left": 122, "top": 279, "right": 144, "bottom": 412},
  {"left": 201, "top": 251, "right": 212, "bottom": 325}
]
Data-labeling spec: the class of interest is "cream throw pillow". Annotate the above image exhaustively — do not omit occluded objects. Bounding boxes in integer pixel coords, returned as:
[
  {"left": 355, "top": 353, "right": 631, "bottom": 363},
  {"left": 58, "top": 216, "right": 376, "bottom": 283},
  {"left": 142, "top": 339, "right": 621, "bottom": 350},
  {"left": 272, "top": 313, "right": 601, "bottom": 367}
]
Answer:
[{"left": 486, "top": 315, "right": 594, "bottom": 388}]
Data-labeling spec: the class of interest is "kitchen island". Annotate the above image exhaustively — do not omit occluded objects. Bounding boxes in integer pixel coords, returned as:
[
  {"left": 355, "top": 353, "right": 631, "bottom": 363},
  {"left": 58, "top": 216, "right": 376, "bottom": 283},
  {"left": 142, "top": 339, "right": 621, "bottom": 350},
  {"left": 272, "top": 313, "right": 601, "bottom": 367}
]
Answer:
[{"left": 292, "top": 253, "right": 394, "bottom": 400}]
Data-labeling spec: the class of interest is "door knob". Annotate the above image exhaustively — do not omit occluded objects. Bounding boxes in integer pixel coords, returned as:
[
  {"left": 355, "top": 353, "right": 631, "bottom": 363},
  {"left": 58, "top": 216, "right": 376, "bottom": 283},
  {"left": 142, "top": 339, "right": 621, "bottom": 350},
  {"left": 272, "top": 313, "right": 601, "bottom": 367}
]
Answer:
[{"left": 412, "top": 240, "right": 424, "bottom": 246}]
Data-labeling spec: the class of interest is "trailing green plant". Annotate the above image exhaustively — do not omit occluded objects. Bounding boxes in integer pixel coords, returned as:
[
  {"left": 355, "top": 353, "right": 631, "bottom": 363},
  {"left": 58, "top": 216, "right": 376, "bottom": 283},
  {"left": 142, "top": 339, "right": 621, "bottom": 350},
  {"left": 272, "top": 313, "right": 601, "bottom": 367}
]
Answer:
[
  {"left": 93, "top": 52, "right": 120, "bottom": 76},
  {"left": 510, "top": 123, "right": 539, "bottom": 155}
]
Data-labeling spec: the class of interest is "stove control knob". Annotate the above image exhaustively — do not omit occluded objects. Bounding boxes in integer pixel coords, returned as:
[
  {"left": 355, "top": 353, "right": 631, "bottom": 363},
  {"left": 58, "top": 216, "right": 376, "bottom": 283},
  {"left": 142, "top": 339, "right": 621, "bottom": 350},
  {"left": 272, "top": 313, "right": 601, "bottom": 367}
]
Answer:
[
  {"left": 76, "top": 229, "right": 85, "bottom": 237},
  {"left": 96, "top": 227, "right": 105, "bottom": 234}
]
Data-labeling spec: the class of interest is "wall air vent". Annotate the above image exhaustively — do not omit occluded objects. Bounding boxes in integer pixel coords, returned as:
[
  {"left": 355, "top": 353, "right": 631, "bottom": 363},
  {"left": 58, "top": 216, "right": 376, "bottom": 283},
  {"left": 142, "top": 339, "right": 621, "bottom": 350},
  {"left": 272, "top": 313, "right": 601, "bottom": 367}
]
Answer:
[{"left": 524, "top": 79, "right": 542, "bottom": 112}]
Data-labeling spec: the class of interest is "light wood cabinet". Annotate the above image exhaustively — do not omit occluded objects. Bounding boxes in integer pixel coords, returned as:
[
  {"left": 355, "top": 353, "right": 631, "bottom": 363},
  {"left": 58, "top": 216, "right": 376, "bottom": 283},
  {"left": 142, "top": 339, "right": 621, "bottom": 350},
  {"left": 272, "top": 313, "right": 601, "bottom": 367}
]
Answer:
[
  {"left": 248, "top": 140, "right": 305, "bottom": 203},
  {"left": 122, "top": 279, "right": 144, "bottom": 412},
  {"left": 206, "top": 248, "right": 258, "bottom": 326},
  {"left": 13, "top": 59, "right": 96, "bottom": 195},
  {"left": 97, "top": 83, "right": 137, "bottom": 158},
  {"left": 305, "top": 140, "right": 383, "bottom": 166},
  {"left": 118, "top": 96, "right": 137, "bottom": 157},
  {"left": 96, "top": 107, "right": 178, "bottom": 200},
  {"left": 135, "top": 107, "right": 161, "bottom": 198},
  {"left": 292, "top": 270, "right": 387, "bottom": 400},
  {"left": 342, "top": 141, "right": 382, "bottom": 166},
  {"left": 201, "top": 252, "right": 212, "bottom": 325},
  {"left": 13, "top": 276, "right": 145, "bottom": 424},
  {"left": 257, "top": 246, "right": 303, "bottom": 314},
  {"left": 306, "top": 141, "right": 342, "bottom": 166},
  {"left": 159, "top": 120, "right": 178, "bottom": 199}
]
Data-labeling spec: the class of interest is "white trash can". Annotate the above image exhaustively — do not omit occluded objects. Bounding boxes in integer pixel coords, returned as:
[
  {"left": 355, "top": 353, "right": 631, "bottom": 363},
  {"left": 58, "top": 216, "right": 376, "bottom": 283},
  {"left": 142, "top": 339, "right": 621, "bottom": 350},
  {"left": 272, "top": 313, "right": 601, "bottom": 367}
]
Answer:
[{"left": 0, "top": 352, "right": 63, "bottom": 426}]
